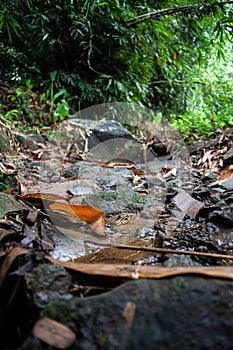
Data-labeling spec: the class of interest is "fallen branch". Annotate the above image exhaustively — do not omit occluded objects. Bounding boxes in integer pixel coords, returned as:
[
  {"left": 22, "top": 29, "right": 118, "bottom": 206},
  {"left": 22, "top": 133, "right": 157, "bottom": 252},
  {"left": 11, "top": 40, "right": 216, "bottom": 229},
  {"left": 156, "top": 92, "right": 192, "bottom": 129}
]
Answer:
[{"left": 84, "top": 240, "right": 233, "bottom": 260}]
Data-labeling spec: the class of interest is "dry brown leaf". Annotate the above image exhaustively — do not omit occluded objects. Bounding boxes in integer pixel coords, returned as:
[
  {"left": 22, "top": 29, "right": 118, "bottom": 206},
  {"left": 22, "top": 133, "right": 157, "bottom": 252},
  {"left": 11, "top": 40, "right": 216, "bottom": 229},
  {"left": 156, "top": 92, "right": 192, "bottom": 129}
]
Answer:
[
  {"left": 49, "top": 202, "right": 105, "bottom": 236},
  {"left": 1, "top": 248, "right": 233, "bottom": 294},
  {"left": 130, "top": 167, "right": 145, "bottom": 177},
  {"left": 32, "top": 317, "right": 76, "bottom": 349},
  {"left": 0, "top": 246, "right": 29, "bottom": 287},
  {"left": 19, "top": 192, "right": 66, "bottom": 202},
  {"left": 123, "top": 301, "right": 136, "bottom": 328},
  {"left": 3, "top": 188, "right": 15, "bottom": 194},
  {"left": 172, "top": 191, "right": 204, "bottom": 218},
  {"left": 217, "top": 169, "right": 233, "bottom": 181},
  {"left": 47, "top": 255, "right": 233, "bottom": 281}
]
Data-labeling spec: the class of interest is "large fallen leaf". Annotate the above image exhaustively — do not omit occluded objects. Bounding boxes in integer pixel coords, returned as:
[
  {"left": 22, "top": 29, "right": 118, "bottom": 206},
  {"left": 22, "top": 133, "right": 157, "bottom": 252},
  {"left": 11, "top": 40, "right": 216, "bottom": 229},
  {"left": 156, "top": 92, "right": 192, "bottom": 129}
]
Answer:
[
  {"left": 19, "top": 192, "right": 66, "bottom": 202},
  {"left": 47, "top": 256, "right": 233, "bottom": 281},
  {"left": 172, "top": 191, "right": 204, "bottom": 218},
  {"left": 1, "top": 248, "right": 233, "bottom": 293},
  {"left": 49, "top": 202, "right": 105, "bottom": 236}
]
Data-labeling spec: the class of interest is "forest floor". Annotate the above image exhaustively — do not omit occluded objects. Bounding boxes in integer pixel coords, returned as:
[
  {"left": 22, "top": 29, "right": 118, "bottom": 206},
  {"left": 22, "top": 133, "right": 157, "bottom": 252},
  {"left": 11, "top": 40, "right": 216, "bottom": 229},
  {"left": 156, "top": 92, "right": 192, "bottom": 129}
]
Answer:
[{"left": 0, "top": 116, "right": 233, "bottom": 349}]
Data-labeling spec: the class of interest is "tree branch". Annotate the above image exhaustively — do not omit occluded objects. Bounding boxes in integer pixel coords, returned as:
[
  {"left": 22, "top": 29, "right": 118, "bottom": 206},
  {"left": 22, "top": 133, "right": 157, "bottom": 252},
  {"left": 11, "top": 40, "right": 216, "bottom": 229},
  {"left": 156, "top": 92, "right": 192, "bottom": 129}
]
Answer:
[
  {"left": 127, "top": 1, "right": 233, "bottom": 27},
  {"left": 87, "top": 20, "right": 109, "bottom": 76},
  {"left": 149, "top": 79, "right": 207, "bottom": 85}
]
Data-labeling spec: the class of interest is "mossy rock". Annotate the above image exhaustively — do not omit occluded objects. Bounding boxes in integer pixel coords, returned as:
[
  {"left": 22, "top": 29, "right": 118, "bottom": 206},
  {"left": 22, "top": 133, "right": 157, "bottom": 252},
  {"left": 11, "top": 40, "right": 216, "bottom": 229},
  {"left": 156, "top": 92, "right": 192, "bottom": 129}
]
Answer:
[
  {"left": 82, "top": 190, "right": 147, "bottom": 215},
  {"left": 20, "top": 277, "right": 233, "bottom": 350}
]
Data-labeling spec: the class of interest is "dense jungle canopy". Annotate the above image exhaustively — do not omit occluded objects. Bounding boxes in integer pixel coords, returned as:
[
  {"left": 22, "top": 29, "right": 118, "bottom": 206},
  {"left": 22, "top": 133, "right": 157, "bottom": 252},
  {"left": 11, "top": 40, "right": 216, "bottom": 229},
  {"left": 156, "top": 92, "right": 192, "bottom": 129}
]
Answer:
[{"left": 0, "top": 0, "right": 233, "bottom": 137}]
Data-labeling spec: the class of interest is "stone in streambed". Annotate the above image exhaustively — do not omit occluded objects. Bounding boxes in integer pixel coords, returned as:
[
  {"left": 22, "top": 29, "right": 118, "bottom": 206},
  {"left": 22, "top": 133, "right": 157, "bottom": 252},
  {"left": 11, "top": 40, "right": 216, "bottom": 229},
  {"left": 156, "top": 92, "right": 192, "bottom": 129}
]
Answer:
[
  {"left": 20, "top": 277, "right": 233, "bottom": 350},
  {"left": 208, "top": 208, "right": 233, "bottom": 227},
  {"left": 82, "top": 190, "right": 147, "bottom": 215},
  {"left": 68, "top": 118, "right": 135, "bottom": 149},
  {"left": 24, "top": 264, "right": 73, "bottom": 309},
  {"left": 0, "top": 192, "right": 28, "bottom": 219},
  {"left": 62, "top": 161, "right": 133, "bottom": 191}
]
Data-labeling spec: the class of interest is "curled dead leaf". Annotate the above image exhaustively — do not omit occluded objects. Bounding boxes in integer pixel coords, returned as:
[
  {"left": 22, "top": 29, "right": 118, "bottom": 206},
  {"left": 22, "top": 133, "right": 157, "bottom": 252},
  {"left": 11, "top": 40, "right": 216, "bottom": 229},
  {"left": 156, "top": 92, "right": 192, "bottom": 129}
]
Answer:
[
  {"left": 49, "top": 202, "right": 105, "bottom": 236},
  {"left": 32, "top": 317, "right": 76, "bottom": 349}
]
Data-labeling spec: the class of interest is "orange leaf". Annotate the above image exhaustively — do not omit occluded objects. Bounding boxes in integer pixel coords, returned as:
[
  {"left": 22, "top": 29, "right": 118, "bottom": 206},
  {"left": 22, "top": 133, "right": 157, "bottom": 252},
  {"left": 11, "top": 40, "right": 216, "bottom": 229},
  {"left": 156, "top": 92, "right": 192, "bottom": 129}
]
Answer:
[
  {"left": 218, "top": 169, "right": 233, "bottom": 181},
  {"left": 19, "top": 192, "right": 66, "bottom": 201},
  {"left": 3, "top": 188, "right": 15, "bottom": 194},
  {"left": 49, "top": 202, "right": 105, "bottom": 236}
]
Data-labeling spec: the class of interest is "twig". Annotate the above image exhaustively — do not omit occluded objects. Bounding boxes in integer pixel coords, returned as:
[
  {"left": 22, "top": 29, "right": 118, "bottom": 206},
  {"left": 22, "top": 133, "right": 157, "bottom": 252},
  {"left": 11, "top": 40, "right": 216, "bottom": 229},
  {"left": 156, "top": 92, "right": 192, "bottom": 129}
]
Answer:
[
  {"left": 149, "top": 79, "right": 207, "bottom": 85},
  {"left": 127, "top": 1, "right": 233, "bottom": 27},
  {"left": 84, "top": 240, "right": 233, "bottom": 260}
]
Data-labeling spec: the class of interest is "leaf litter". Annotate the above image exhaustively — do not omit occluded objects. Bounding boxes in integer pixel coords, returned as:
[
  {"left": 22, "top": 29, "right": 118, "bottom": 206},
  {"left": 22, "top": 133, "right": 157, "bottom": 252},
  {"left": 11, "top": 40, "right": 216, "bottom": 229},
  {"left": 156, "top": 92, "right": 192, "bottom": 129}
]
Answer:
[{"left": 0, "top": 120, "right": 233, "bottom": 348}]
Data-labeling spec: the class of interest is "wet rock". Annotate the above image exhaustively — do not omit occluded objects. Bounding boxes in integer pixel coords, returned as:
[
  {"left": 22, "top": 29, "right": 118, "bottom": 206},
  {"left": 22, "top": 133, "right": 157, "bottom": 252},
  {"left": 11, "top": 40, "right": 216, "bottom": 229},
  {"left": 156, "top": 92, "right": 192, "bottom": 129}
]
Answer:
[
  {"left": 221, "top": 190, "right": 233, "bottom": 205},
  {"left": 135, "top": 226, "right": 155, "bottom": 239},
  {"left": 150, "top": 141, "right": 168, "bottom": 156},
  {"left": 201, "top": 171, "right": 218, "bottom": 182},
  {"left": 163, "top": 254, "right": 201, "bottom": 267},
  {"left": 208, "top": 208, "right": 233, "bottom": 227},
  {"left": 192, "top": 188, "right": 210, "bottom": 200},
  {"left": 197, "top": 205, "right": 222, "bottom": 219},
  {"left": 165, "top": 178, "right": 183, "bottom": 188},
  {"left": 206, "top": 222, "right": 221, "bottom": 234},
  {"left": 24, "top": 264, "right": 73, "bottom": 308},
  {"left": 223, "top": 147, "right": 233, "bottom": 166},
  {"left": 67, "top": 181, "right": 97, "bottom": 196},
  {"left": 15, "top": 132, "right": 43, "bottom": 151},
  {"left": 66, "top": 119, "right": 150, "bottom": 162},
  {"left": 224, "top": 195, "right": 233, "bottom": 205},
  {"left": 165, "top": 189, "right": 178, "bottom": 204},
  {"left": 209, "top": 186, "right": 226, "bottom": 194},
  {"left": 62, "top": 161, "right": 133, "bottom": 191},
  {"left": 68, "top": 118, "right": 135, "bottom": 148},
  {"left": 0, "top": 192, "right": 28, "bottom": 219},
  {"left": 20, "top": 277, "right": 233, "bottom": 350},
  {"left": 82, "top": 190, "right": 147, "bottom": 215},
  {"left": 220, "top": 178, "right": 233, "bottom": 191}
]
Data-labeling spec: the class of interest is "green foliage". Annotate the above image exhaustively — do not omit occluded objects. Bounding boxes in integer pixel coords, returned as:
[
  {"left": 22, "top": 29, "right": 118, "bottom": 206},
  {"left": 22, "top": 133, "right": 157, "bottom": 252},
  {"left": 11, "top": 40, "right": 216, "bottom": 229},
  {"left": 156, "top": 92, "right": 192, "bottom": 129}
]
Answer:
[
  {"left": 0, "top": 174, "right": 9, "bottom": 191},
  {"left": 170, "top": 111, "right": 233, "bottom": 143},
  {"left": 0, "top": 0, "right": 155, "bottom": 109},
  {"left": 170, "top": 41, "right": 233, "bottom": 142},
  {"left": 0, "top": 0, "right": 232, "bottom": 139}
]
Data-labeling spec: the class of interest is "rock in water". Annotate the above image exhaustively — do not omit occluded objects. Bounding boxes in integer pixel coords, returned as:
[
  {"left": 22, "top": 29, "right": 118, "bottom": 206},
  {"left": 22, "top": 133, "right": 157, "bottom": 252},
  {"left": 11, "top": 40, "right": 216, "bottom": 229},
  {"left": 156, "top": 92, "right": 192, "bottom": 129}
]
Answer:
[{"left": 20, "top": 277, "right": 233, "bottom": 350}]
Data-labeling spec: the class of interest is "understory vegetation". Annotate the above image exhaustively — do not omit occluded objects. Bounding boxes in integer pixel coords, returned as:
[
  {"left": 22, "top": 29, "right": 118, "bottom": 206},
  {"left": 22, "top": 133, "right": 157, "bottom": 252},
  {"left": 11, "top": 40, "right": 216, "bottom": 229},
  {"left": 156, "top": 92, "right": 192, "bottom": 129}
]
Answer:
[{"left": 0, "top": 0, "right": 233, "bottom": 141}]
